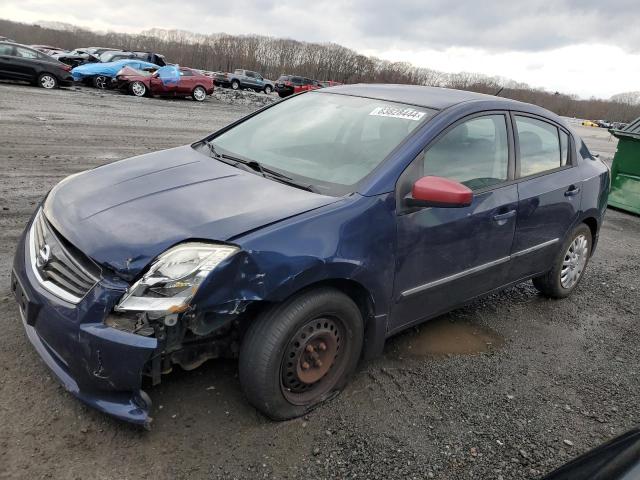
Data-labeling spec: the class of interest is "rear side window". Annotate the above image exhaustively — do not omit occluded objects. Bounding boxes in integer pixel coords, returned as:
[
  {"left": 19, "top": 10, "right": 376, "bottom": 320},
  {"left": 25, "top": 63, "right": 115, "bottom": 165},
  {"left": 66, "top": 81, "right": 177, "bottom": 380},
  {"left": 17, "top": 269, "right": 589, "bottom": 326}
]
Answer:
[
  {"left": 15, "top": 46, "right": 39, "bottom": 59},
  {"left": 179, "top": 69, "right": 193, "bottom": 76},
  {"left": 424, "top": 114, "right": 509, "bottom": 190},
  {"left": 291, "top": 77, "right": 303, "bottom": 85},
  {"left": 246, "top": 71, "right": 255, "bottom": 78},
  {"left": 0, "top": 44, "right": 13, "bottom": 55},
  {"left": 515, "top": 116, "right": 565, "bottom": 176}
]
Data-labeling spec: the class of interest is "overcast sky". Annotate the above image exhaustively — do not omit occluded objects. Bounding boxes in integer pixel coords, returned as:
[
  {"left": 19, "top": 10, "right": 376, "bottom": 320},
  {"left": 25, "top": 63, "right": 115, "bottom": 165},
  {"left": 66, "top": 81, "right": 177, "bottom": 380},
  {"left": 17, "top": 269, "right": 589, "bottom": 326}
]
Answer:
[{"left": 4, "top": 0, "right": 640, "bottom": 98}]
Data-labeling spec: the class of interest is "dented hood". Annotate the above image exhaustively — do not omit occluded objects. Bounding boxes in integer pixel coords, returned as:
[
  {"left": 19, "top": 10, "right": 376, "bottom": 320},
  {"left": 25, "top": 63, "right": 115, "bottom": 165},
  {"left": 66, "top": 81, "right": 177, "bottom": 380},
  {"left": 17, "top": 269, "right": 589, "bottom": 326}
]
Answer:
[{"left": 44, "top": 145, "right": 338, "bottom": 279}]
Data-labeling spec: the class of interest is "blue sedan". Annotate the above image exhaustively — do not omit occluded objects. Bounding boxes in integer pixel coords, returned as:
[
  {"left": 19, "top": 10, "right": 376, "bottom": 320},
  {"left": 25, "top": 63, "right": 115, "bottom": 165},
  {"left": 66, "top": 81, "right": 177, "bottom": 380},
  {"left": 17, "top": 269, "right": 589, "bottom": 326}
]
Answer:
[{"left": 11, "top": 84, "right": 610, "bottom": 426}]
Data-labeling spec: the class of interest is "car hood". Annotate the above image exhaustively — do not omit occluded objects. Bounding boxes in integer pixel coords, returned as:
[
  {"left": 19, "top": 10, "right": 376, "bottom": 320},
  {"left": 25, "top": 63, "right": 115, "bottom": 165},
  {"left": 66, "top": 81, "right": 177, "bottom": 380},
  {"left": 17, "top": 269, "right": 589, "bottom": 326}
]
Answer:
[{"left": 44, "top": 145, "right": 339, "bottom": 279}]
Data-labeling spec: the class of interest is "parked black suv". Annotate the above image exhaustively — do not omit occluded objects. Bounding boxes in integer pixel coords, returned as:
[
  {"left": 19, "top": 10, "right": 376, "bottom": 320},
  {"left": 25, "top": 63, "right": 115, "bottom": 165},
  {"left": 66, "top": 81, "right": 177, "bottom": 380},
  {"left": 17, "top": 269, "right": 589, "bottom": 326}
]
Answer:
[{"left": 0, "top": 42, "right": 73, "bottom": 88}]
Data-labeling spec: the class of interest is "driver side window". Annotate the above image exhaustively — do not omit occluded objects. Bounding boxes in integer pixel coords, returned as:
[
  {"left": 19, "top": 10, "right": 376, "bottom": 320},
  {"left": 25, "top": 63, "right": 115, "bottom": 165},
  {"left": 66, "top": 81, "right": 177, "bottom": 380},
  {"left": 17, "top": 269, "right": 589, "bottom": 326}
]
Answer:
[{"left": 424, "top": 114, "right": 509, "bottom": 190}]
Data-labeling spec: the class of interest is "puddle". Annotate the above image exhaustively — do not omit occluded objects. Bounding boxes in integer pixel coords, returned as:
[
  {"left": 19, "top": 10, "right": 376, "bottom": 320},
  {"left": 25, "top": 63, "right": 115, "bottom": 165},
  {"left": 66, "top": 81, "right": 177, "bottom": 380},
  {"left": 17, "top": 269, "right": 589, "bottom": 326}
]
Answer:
[{"left": 393, "top": 318, "right": 504, "bottom": 356}]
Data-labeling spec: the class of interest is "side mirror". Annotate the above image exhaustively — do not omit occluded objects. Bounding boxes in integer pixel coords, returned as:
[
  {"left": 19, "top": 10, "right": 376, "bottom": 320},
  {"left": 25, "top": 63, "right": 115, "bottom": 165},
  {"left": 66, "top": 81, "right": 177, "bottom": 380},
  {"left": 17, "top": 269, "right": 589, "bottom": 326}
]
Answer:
[
  {"left": 406, "top": 176, "right": 473, "bottom": 208},
  {"left": 151, "top": 72, "right": 159, "bottom": 78}
]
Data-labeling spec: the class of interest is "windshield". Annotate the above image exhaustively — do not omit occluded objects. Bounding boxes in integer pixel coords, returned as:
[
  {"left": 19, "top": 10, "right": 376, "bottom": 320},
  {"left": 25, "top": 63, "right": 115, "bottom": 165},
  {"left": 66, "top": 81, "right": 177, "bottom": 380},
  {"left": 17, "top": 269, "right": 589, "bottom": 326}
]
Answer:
[{"left": 210, "top": 92, "right": 435, "bottom": 195}]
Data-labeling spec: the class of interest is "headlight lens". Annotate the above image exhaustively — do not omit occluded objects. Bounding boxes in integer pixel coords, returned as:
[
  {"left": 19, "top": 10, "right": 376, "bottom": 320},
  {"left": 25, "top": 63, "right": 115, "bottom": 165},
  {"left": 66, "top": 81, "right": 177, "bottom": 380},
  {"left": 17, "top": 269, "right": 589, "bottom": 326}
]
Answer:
[{"left": 115, "top": 242, "right": 238, "bottom": 313}]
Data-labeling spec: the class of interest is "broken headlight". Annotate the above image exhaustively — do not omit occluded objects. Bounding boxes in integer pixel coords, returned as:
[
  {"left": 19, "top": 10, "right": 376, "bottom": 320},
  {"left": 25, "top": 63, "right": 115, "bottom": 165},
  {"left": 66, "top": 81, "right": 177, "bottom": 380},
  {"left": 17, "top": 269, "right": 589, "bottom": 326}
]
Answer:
[{"left": 115, "top": 242, "right": 238, "bottom": 314}]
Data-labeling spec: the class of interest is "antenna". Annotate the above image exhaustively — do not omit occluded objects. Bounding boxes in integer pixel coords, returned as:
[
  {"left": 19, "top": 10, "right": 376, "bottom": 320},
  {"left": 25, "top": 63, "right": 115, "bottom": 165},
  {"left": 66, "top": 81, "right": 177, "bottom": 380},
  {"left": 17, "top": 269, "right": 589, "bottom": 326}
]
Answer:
[{"left": 494, "top": 86, "right": 504, "bottom": 97}]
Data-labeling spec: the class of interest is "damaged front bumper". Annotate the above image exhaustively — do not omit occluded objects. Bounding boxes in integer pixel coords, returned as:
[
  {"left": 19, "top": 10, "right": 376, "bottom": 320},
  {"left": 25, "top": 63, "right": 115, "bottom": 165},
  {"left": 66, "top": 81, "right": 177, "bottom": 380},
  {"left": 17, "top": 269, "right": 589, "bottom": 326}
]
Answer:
[{"left": 11, "top": 217, "right": 157, "bottom": 427}]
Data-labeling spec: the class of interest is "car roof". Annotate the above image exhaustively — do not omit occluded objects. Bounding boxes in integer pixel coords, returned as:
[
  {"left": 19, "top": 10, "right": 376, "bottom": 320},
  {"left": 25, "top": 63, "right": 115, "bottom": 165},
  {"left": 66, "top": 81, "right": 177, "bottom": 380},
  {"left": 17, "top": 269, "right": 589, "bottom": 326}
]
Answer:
[{"left": 322, "top": 83, "right": 522, "bottom": 110}]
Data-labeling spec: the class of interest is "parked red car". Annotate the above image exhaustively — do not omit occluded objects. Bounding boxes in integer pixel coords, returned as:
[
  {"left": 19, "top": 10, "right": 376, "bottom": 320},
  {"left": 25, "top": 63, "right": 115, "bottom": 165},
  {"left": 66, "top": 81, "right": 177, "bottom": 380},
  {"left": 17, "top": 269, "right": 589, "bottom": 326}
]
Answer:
[
  {"left": 275, "top": 75, "right": 323, "bottom": 98},
  {"left": 114, "top": 66, "right": 214, "bottom": 101}
]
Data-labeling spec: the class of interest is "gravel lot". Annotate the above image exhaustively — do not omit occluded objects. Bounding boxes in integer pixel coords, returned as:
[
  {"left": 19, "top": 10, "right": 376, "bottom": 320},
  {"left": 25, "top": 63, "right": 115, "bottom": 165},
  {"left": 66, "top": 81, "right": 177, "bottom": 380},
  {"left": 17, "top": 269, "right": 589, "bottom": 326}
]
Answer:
[{"left": 0, "top": 83, "right": 638, "bottom": 480}]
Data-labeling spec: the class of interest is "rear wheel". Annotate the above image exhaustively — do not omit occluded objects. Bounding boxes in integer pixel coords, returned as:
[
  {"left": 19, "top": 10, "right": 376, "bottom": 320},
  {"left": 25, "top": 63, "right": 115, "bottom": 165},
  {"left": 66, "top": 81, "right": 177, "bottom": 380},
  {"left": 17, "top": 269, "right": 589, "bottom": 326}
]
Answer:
[
  {"left": 192, "top": 86, "right": 207, "bottom": 102},
  {"left": 129, "top": 81, "right": 147, "bottom": 97},
  {"left": 38, "top": 73, "right": 57, "bottom": 89},
  {"left": 239, "top": 288, "right": 363, "bottom": 420},
  {"left": 93, "top": 75, "right": 108, "bottom": 89},
  {"left": 532, "top": 224, "right": 592, "bottom": 298}
]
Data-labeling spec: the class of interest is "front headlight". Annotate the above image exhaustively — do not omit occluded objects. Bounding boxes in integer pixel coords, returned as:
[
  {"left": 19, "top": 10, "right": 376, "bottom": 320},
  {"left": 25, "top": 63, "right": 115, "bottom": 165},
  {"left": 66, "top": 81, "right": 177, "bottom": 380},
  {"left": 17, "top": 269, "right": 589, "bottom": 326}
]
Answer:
[{"left": 115, "top": 242, "right": 238, "bottom": 313}]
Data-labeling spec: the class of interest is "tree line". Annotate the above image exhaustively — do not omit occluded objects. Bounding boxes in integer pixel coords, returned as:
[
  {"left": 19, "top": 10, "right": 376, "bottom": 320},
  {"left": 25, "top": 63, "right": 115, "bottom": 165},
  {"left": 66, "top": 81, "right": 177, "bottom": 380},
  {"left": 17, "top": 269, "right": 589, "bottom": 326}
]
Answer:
[{"left": 2, "top": 18, "right": 640, "bottom": 122}]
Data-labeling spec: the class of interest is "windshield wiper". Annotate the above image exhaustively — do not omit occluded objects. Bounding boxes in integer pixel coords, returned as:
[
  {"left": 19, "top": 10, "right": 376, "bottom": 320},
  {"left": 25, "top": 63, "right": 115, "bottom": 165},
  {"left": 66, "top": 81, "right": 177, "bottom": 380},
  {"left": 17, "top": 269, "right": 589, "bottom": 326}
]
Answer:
[{"left": 204, "top": 140, "right": 316, "bottom": 192}]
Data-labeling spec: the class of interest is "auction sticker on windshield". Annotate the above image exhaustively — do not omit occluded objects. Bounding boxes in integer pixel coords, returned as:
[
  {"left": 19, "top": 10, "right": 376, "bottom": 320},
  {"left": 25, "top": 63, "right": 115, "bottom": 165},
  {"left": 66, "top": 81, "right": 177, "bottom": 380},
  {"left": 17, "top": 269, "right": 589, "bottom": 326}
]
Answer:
[{"left": 369, "top": 106, "right": 426, "bottom": 121}]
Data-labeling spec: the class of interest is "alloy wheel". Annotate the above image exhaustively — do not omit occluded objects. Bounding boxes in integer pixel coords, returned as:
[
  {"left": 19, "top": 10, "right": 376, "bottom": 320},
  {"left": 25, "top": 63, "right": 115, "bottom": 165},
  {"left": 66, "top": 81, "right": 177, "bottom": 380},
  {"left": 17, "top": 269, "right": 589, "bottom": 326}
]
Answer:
[
  {"left": 193, "top": 87, "right": 206, "bottom": 101},
  {"left": 131, "top": 81, "right": 146, "bottom": 96},
  {"left": 95, "top": 76, "right": 108, "bottom": 89}
]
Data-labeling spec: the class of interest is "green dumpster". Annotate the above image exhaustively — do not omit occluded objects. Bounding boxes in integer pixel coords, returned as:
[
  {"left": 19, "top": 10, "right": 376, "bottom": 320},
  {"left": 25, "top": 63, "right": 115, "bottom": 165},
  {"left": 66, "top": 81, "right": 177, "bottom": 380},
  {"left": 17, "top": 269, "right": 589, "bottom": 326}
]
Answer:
[{"left": 608, "top": 117, "right": 640, "bottom": 215}]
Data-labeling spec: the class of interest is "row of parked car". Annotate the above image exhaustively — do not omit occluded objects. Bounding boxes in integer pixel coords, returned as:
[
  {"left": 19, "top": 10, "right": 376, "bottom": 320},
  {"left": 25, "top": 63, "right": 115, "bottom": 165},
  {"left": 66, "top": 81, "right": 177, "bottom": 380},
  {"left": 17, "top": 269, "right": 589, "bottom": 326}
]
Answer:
[
  {"left": 582, "top": 119, "right": 628, "bottom": 129},
  {"left": 0, "top": 40, "right": 215, "bottom": 101},
  {"left": 0, "top": 38, "right": 343, "bottom": 102},
  {"left": 212, "top": 68, "right": 342, "bottom": 97}
]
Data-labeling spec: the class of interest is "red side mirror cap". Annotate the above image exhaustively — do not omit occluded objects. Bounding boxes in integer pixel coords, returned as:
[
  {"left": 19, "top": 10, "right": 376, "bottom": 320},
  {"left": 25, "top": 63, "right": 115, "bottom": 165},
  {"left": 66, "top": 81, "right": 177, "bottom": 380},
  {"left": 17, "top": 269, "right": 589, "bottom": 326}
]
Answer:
[{"left": 409, "top": 176, "right": 473, "bottom": 208}]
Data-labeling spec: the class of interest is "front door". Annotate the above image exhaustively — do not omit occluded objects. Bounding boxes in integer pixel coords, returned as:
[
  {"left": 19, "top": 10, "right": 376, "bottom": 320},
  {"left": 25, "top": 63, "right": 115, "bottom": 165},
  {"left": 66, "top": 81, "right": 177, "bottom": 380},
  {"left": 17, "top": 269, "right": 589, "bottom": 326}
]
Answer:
[
  {"left": 509, "top": 113, "right": 582, "bottom": 279},
  {"left": 390, "top": 113, "right": 518, "bottom": 332},
  {"left": 150, "top": 65, "right": 180, "bottom": 96}
]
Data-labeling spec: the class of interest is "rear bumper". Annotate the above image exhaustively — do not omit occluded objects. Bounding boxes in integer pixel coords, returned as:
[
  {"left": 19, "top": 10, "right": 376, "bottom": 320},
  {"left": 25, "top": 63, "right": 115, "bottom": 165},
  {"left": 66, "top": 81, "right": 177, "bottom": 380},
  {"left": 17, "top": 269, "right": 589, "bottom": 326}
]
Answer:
[
  {"left": 11, "top": 214, "right": 157, "bottom": 426},
  {"left": 58, "top": 72, "right": 74, "bottom": 86}
]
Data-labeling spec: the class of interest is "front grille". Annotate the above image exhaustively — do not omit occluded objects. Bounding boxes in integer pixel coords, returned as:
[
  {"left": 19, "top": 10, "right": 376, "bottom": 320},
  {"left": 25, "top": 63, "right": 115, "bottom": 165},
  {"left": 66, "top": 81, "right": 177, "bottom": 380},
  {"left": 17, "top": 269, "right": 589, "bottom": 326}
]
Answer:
[{"left": 29, "top": 210, "right": 101, "bottom": 303}]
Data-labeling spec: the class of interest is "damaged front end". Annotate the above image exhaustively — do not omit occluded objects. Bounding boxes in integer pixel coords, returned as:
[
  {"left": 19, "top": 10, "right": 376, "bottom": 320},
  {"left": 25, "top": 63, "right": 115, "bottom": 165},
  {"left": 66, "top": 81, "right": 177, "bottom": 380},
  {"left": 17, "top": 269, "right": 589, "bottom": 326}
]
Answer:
[{"left": 109, "top": 242, "right": 262, "bottom": 395}]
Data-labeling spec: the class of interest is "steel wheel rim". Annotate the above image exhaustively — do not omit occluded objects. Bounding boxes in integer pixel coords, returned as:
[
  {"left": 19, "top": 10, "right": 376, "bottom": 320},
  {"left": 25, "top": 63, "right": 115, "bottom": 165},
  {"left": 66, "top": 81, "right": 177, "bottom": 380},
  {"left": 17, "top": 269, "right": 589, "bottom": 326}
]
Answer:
[
  {"left": 132, "top": 82, "right": 145, "bottom": 96},
  {"left": 281, "top": 316, "right": 349, "bottom": 405},
  {"left": 561, "top": 234, "right": 588, "bottom": 289},
  {"left": 41, "top": 75, "right": 55, "bottom": 89},
  {"left": 193, "top": 87, "right": 206, "bottom": 101}
]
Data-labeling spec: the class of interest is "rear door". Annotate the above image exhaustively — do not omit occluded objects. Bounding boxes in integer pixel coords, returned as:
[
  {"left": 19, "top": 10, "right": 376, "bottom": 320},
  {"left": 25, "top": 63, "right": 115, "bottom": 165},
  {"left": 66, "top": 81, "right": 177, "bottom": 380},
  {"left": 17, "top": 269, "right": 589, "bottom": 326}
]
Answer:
[
  {"left": 177, "top": 68, "right": 195, "bottom": 94},
  {"left": 11, "top": 45, "right": 42, "bottom": 81},
  {"left": 244, "top": 70, "right": 258, "bottom": 88},
  {"left": 509, "top": 113, "right": 581, "bottom": 280},
  {"left": 0, "top": 43, "right": 17, "bottom": 79}
]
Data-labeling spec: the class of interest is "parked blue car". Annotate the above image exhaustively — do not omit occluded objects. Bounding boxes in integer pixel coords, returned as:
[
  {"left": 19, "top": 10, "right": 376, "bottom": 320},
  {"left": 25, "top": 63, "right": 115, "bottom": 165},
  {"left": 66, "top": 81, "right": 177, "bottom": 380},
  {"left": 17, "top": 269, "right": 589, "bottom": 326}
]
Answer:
[
  {"left": 11, "top": 85, "right": 610, "bottom": 426},
  {"left": 71, "top": 59, "right": 158, "bottom": 89}
]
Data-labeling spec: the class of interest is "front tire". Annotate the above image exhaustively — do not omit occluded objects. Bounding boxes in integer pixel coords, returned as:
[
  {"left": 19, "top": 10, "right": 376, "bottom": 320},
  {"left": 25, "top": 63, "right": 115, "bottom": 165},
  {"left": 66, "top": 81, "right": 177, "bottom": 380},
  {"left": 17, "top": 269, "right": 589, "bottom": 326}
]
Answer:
[
  {"left": 129, "top": 81, "right": 147, "bottom": 97},
  {"left": 38, "top": 73, "right": 57, "bottom": 89},
  {"left": 239, "top": 288, "right": 363, "bottom": 420},
  {"left": 231, "top": 80, "right": 240, "bottom": 90},
  {"left": 264, "top": 85, "right": 273, "bottom": 94},
  {"left": 93, "top": 75, "right": 108, "bottom": 89},
  {"left": 532, "top": 223, "right": 592, "bottom": 298}
]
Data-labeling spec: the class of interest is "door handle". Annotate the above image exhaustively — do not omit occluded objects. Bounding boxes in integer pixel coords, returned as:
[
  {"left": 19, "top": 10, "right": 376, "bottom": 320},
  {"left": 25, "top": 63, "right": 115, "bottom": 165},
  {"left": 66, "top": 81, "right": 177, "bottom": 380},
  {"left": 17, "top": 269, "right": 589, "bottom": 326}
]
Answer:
[
  {"left": 492, "top": 210, "right": 516, "bottom": 222},
  {"left": 565, "top": 185, "right": 581, "bottom": 197}
]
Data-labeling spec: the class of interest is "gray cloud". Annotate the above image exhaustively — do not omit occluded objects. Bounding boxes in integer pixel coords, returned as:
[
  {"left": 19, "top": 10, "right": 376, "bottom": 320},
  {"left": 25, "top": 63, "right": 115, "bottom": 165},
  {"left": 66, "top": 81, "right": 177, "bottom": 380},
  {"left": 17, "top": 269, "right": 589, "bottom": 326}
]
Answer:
[
  {"left": 348, "top": 0, "right": 640, "bottom": 52},
  {"left": 10, "top": 0, "right": 640, "bottom": 53}
]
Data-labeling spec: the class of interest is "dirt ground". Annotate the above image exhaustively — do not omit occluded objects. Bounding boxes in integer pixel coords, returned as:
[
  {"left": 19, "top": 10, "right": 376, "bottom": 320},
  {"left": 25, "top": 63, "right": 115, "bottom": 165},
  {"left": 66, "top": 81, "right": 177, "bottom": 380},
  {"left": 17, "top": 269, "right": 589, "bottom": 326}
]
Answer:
[{"left": 1, "top": 83, "right": 639, "bottom": 480}]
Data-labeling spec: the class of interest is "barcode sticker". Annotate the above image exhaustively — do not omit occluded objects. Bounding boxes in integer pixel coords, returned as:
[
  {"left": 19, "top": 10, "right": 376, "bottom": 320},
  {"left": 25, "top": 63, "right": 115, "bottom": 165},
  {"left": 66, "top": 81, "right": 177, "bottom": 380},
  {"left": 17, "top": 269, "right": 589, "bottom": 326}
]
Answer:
[{"left": 369, "top": 106, "right": 425, "bottom": 121}]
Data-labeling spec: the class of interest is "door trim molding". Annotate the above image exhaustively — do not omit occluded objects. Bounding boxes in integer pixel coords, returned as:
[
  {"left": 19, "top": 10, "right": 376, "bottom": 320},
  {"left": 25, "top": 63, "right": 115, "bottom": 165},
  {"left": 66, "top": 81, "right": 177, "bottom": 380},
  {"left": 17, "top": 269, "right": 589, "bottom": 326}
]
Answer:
[
  {"left": 399, "top": 238, "right": 559, "bottom": 299},
  {"left": 510, "top": 238, "right": 559, "bottom": 258}
]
